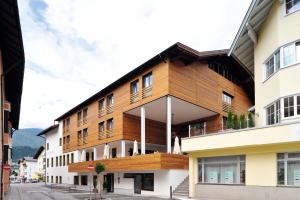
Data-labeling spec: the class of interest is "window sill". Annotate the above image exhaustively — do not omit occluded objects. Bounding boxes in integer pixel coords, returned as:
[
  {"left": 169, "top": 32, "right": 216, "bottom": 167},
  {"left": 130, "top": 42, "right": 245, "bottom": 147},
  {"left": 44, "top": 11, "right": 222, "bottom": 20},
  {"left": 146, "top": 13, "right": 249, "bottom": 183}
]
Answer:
[{"left": 284, "top": 8, "right": 300, "bottom": 17}]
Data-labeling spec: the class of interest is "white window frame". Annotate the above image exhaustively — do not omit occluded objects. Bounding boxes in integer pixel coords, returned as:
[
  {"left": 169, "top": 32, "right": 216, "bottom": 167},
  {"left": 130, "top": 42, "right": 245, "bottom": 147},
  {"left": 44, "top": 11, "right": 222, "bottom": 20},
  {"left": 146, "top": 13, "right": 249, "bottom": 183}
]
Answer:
[
  {"left": 284, "top": 0, "right": 300, "bottom": 16},
  {"left": 266, "top": 100, "right": 280, "bottom": 125},
  {"left": 277, "top": 152, "right": 300, "bottom": 186},
  {"left": 222, "top": 93, "right": 232, "bottom": 105},
  {"left": 263, "top": 39, "right": 300, "bottom": 82}
]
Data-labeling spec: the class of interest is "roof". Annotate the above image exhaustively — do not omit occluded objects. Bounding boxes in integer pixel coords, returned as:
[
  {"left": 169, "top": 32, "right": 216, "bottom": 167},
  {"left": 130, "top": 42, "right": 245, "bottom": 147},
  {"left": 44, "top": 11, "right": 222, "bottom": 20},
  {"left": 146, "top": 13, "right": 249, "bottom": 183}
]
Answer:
[
  {"left": 37, "top": 124, "right": 59, "bottom": 136},
  {"left": 0, "top": 0, "right": 25, "bottom": 129},
  {"left": 229, "top": 0, "right": 275, "bottom": 75},
  {"left": 55, "top": 42, "right": 254, "bottom": 121},
  {"left": 33, "top": 146, "right": 45, "bottom": 159},
  {"left": 22, "top": 157, "right": 37, "bottom": 162}
]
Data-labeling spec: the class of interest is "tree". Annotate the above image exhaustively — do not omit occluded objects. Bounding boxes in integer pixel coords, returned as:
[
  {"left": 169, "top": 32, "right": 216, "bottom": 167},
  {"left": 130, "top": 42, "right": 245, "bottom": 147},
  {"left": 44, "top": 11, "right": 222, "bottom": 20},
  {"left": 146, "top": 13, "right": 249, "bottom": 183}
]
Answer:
[
  {"left": 233, "top": 114, "right": 239, "bottom": 129},
  {"left": 226, "top": 111, "right": 234, "bottom": 129},
  {"left": 248, "top": 112, "right": 255, "bottom": 128},
  {"left": 95, "top": 163, "right": 105, "bottom": 199},
  {"left": 240, "top": 114, "right": 246, "bottom": 129}
]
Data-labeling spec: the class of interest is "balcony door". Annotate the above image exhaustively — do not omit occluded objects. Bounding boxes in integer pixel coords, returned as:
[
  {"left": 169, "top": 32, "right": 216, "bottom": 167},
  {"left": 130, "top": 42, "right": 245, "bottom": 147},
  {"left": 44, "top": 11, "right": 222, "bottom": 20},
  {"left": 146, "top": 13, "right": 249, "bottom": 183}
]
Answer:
[
  {"left": 105, "top": 173, "right": 114, "bottom": 193},
  {"left": 134, "top": 174, "right": 142, "bottom": 194}
]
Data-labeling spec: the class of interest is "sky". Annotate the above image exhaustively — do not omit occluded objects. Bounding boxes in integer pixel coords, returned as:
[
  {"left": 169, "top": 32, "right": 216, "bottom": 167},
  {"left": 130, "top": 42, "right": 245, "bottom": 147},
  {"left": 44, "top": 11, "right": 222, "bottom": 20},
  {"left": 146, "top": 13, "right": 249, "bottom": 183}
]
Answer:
[{"left": 18, "top": 0, "right": 251, "bottom": 129}]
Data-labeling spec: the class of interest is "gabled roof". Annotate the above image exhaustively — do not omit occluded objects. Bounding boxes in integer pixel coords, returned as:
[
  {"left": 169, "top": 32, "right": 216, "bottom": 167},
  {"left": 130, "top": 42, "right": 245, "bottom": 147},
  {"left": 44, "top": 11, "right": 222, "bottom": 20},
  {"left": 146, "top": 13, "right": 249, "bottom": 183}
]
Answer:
[
  {"left": 37, "top": 124, "right": 59, "bottom": 136},
  {"left": 229, "top": 0, "right": 275, "bottom": 75},
  {"left": 33, "top": 146, "right": 45, "bottom": 159},
  {"left": 0, "top": 0, "right": 25, "bottom": 129},
  {"left": 55, "top": 42, "right": 254, "bottom": 121}
]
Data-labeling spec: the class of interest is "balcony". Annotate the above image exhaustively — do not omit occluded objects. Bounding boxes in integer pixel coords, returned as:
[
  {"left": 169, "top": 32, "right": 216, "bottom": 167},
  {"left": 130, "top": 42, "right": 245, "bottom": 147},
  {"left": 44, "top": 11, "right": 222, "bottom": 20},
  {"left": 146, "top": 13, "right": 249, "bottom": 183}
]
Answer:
[
  {"left": 98, "top": 131, "right": 106, "bottom": 140},
  {"left": 83, "top": 137, "right": 88, "bottom": 144},
  {"left": 222, "top": 102, "right": 232, "bottom": 113},
  {"left": 68, "top": 153, "right": 188, "bottom": 172},
  {"left": 130, "top": 92, "right": 139, "bottom": 103},
  {"left": 107, "top": 105, "right": 113, "bottom": 114},
  {"left": 142, "top": 86, "right": 152, "bottom": 98},
  {"left": 182, "top": 122, "right": 300, "bottom": 153},
  {"left": 77, "top": 138, "right": 82, "bottom": 146},
  {"left": 83, "top": 118, "right": 87, "bottom": 125},
  {"left": 106, "top": 129, "right": 113, "bottom": 138},
  {"left": 98, "top": 109, "right": 105, "bottom": 117}
]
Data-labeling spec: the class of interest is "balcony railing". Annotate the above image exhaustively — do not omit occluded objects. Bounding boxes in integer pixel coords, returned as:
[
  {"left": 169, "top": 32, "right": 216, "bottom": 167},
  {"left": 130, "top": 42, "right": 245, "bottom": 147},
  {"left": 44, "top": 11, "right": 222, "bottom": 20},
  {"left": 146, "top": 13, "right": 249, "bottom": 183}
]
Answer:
[
  {"left": 98, "top": 131, "right": 106, "bottom": 140},
  {"left": 77, "top": 120, "right": 82, "bottom": 127},
  {"left": 77, "top": 138, "right": 82, "bottom": 146},
  {"left": 107, "top": 105, "right": 113, "bottom": 114},
  {"left": 106, "top": 129, "right": 113, "bottom": 138},
  {"left": 83, "top": 137, "right": 88, "bottom": 144},
  {"left": 222, "top": 102, "right": 232, "bottom": 113},
  {"left": 98, "top": 109, "right": 105, "bottom": 117},
  {"left": 130, "top": 92, "right": 139, "bottom": 103},
  {"left": 83, "top": 118, "right": 87, "bottom": 125},
  {"left": 142, "top": 86, "right": 152, "bottom": 98}
]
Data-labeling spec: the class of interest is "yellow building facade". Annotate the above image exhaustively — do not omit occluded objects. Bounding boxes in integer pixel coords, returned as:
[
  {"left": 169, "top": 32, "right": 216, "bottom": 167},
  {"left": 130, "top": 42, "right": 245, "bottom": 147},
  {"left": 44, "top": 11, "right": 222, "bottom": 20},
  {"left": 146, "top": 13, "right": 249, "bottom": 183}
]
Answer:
[{"left": 182, "top": 0, "right": 300, "bottom": 199}]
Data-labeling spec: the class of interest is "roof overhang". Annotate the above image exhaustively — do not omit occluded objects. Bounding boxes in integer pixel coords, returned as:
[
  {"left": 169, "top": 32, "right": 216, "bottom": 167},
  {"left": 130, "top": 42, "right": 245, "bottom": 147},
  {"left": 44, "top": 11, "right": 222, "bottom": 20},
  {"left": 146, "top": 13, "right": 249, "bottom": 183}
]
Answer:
[
  {"left": 0, "top": 0, "right": 25, "bottom": 129},
  {"left": 37, "top": 124, "right": 59, "bottom": 136},
  {"left": 229, "top": 0, "right": 275, "bottom": 75}
]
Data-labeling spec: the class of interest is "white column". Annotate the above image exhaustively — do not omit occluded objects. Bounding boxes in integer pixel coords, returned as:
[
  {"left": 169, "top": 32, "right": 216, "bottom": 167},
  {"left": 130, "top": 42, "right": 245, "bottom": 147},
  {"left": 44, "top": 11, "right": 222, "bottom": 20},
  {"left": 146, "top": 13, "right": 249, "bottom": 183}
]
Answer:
[
  {"left": 78, "top": 150, "right": 82, "bottom": 163},
  {"left": 141, "top": 106, "right": 146, "bottom": 155},
  {"left": 81, "top": 149, "right": 86, "bottom": 162},
  {"left": 167, "top": 96, "right": 172, "bottom": 153},
  {"left": 93, "top": 147, "right": 97, "bottom": 160},
  {"left": 121, "top": 140, "right": 126, "bottom": 157}
]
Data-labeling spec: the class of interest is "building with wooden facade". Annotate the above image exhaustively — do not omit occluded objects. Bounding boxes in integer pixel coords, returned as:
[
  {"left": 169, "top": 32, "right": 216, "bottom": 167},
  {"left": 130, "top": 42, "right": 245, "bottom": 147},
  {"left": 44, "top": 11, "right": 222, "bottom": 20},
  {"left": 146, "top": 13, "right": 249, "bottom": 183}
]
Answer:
[
  {"left": 0, "top": 0, "right": 24, "bottom": 197},
  {"left": 182, "top": 0, "right": 300, "bottom": 199},
  {"left": 55, "top": 42, "right": 253, "bottom": 196}
]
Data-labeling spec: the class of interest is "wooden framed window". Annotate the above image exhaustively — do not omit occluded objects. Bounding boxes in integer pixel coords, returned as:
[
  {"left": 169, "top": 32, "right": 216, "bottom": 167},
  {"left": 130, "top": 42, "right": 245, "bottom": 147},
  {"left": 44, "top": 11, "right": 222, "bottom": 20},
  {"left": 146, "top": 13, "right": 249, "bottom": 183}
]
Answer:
[
  {"left": 77, "top": 111, "right": 82, "bottom": 127},
  {"left": 142, "top": 72, "right": 153, "bottom": 98},
  {"left": 98, "top": 122, "right": 105, "bottom": 139},
  {"left": 107, "top": 118, "right": 113, "bottom": 137},
  {"left": 83, "top": 128, "right": 88, "bottom": 144},
  {"left": 130, "top": 80, "right": 139, "bottom": 103},
  {"left": 77, "top": 130, "right": 82, "bottom": 145},
  {"left": 98, "top": 98, "right": 105, "bottom": 117},
  {"left": 107, "top": 94, "right": 114, "bottom": 113},
  {"left": 83, "top": 108, "right": 88, "bottom": 124}
]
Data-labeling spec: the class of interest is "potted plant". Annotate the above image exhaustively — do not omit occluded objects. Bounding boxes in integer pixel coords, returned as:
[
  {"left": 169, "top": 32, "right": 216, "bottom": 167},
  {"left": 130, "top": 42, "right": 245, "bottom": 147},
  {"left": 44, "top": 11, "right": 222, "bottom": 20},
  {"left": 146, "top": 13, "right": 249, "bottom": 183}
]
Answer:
[
  {"left": 95, "top": 163, "right": 106, "bottom": 199},
  {"left": 226, "top": 111, "right": 234, "bottom": 129}
]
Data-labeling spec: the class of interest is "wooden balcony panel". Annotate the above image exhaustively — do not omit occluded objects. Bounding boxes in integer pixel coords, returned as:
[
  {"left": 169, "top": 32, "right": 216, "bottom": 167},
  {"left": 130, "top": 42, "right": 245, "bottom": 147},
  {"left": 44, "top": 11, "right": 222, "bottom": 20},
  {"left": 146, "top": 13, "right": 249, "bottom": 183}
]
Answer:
[
  {"left": 107, "top": 106, "right": 113, "bottom": 114},
  {"left": 106, "top": 130, "right": 113, "bottom": 138},
  {"left": 98, "top": 131, "right": 106, "bottom": 140},
  {"left": 98, "top": 109, "right": 106, "bottom": 117},
  {"left": 130, "top": 92, "right": 139, "bottom": 103},
  {"left": 68, "top": 153, "right": 188, "bottom": 173},
  {"left": 83, "top": 137, "right": 88, "bottom": 144},
  {"left": 142, "top": 86, "right": 152, "bottom": 98},
  {"left": 222, "top": 102, "right": 232, "bottom": 113}
]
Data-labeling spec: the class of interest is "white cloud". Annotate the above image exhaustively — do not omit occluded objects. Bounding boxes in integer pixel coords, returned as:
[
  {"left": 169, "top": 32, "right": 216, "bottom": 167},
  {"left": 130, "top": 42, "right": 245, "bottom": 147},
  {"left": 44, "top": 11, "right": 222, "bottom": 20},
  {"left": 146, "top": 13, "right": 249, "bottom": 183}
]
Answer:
[{"left": 18, "top": 0, "right": 251, "bottom": 129}]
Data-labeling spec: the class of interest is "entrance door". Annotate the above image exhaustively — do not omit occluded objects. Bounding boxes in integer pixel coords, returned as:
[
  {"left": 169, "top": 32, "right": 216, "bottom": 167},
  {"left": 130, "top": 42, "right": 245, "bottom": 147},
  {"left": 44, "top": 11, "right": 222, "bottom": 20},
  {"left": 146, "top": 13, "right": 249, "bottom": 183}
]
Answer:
[
  {"left": 106, "top": 173, "right": 114, "bottom": 193},
  {"left": 134, "top": 174, "right": 142, "bottom": 194}
]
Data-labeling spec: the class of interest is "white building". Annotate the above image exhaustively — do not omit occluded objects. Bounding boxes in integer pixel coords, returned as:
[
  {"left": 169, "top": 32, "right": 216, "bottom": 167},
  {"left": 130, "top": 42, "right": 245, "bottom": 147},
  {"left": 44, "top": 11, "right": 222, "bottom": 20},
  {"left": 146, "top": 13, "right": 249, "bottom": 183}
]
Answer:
[
  {"left": 37, "top": 124, "right": 78, "bottom": 184},
  {"left": 18, "top": 157, "right": 38, "bottom": 180},
  {"left": 33, "top": 146, "right": 45, "bottom": 180}
]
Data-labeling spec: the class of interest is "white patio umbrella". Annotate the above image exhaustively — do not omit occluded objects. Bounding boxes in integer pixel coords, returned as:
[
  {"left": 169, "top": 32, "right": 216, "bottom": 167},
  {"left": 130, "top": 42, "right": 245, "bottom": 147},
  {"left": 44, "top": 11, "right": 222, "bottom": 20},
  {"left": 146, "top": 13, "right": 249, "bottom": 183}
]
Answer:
[
  {"left": 173, "top": 136, "right": 181, "bottom": 154},
  {"left": 103, "top": 144, "right": 110, "bottom": 159},
  {"left": 133, "top": 140, "right": 139, "bottom": 156}
]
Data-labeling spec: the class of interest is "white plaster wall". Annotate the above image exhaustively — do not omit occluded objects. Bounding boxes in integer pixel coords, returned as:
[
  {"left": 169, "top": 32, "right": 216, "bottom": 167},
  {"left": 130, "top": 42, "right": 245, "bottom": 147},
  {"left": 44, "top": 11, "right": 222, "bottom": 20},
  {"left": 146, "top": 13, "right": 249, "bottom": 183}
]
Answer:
[
  {"left": 45, "top": 121, "right": 78, "bottom": 184},
  {"left": 24, "top": 161, "right": 38, "bottom": 179}
]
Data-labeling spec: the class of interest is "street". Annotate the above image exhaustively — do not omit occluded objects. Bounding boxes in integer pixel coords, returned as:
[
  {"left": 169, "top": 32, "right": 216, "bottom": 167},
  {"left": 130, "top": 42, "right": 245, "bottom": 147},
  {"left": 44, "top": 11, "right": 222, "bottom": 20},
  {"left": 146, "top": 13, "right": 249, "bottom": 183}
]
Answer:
[{"left": 4, "top": 183, "right": 173, "bottom": 200}]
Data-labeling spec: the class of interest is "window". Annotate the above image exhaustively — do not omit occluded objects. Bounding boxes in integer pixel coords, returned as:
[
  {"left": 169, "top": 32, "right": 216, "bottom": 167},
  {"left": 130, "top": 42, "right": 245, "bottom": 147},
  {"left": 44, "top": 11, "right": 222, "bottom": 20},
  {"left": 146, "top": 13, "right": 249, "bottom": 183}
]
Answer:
[
  {"left": 67, "top": 154, "right": 70, "bottom": 165},
  {"left": 47, "top": 176, "right": 49, "bottom": 183},
  {"left": 63, "top": 155, "right": 66, "bottom": 166},
  {"left": 51, "top": 157, "right": 53, "bottom": 167},
  {"left": 47, "top": 143, "right": 49, "bottom": 150},
  {"left": 83, "top": 128, "right": 88, "bottom": 144},
  {"left": 59, "top": 176, "right": 62, "bottom": 184},
  {"left": 56, "top": 176, "right": 58, "bottom": 184},
  {"left": 81, "top": 175, "right": 88, "bottom": 186},
  {"left": 59, "top": 138, "right": 62, "bottom": 146},
  {"left": 283, "top": 43, "right": 296, "bottom": 66},
  {"left": 190, "top": 122, "right": 206, "bottom": 136},
  {"left": 77, "top": 111, "right": 82, "bottom": 126},
  {"left": 198, "top": 155, "right": 245, "bottom": 184},
  {"left": 266, "top": 100, "right": 280, "bottom": 125},
  {"left": 83, "top": 108, "right": 88, "bottom": 124},
  {"left": 59, "top": 156, "right": 62, "bottom": 166},
  {"left": 112, "top": 148, "right": 117, "bottom": 158},
  {"left": 66, "top": 135, "right": 70, "bottom": 148},
  {"left": 278, "top": 152, "right": 300, "bottom": 186},
  {"left": 51, "top": 176, "right": 53, "bottom": 183},
  {"left": 77, "top": 130, "right": 82, "bottom": 145},
  {"left": 142, "top": 174, "right": 154, "bottom": 191},
  {"left": 284, "top": 96, "right": 294, "bottom": 118},
  {"left": 98, "top": 99, "right": 105, "bottom": 112},
  {"left": 286, "top": 0, "right": 300, "bottom": 14},
  {"left": 143, "top": 73, "right": 152, "bottom": 88},
  {"left": 131, "top": 80, "right": 139, "bottom": 94},
  {"left": 74, "top": 176, "right": 79, "bottom": 185},
  {"left": 71, "top": 153, "right": 74, "bottom": 163},
  {"left": 296, "top": 42, "right": 300, "bottom": 61},
  {"left": 86, "top": 152, "right": 90, "bottom": 161},
  {"left": 99, "top": 122, "right": 105, "bottom": 133},
  {"left": 297, "top": 96, "right": 300, "bottom": 115},
  {"left": 47, "top": 158, "right": 49, "bottom": 167},
  {"left": 107, "top": 94, "right": 114, "bottom": 107},
  {"left": 222, "top": 93, "right": 232, "bottom": 105},
  {"left": 56, "top": 157, "right": 58, "bottom": 167},
  {"left": 107, "top": 118, "right": 113, "bottom": 131}
]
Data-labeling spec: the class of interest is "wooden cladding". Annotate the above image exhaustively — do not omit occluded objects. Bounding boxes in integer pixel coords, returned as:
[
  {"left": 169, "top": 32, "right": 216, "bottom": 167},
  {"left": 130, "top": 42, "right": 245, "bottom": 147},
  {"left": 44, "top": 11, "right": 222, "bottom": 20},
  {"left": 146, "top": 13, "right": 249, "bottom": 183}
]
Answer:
[
  {"left": 68, "top": 153, "right": 188, "bottom": 172},
  {"left": 142, "top": 86, "right": 152, "bottom": 98},
  {"left": 130, "top": 92, "right": 139, "bottom": 103}
]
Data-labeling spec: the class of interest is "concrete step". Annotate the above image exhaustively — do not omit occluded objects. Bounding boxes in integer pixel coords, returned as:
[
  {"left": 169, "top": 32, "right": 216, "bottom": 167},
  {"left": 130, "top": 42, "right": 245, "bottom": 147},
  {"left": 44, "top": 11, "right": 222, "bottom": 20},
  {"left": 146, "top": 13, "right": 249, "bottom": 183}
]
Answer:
[{"left": 173, "top": 176, "right": 189, "bottom": 197}]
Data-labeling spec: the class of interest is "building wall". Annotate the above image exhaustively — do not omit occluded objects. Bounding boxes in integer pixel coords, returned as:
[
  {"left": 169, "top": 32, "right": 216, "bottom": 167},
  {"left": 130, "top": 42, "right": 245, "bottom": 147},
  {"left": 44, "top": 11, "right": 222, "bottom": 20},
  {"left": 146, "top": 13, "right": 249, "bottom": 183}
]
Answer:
[
  {"left": 24, "top": 161, "right": 38, "bottom": 179},
  {"left": 37, "top": 150, "right": 45, "bottom": 178},
  {"left": 254, "top": 1, "right": 300, "bottom": 126},
  {"left": 46, "top": 122, "right": 78, "bottom": 184}
]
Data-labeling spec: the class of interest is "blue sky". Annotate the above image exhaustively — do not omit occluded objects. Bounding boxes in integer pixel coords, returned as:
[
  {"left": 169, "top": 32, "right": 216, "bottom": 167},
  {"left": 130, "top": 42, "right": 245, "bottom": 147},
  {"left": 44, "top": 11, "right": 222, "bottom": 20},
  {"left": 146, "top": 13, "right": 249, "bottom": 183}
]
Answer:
[{"left": 18, "top": 0, "right": 251, "bottom": 128}]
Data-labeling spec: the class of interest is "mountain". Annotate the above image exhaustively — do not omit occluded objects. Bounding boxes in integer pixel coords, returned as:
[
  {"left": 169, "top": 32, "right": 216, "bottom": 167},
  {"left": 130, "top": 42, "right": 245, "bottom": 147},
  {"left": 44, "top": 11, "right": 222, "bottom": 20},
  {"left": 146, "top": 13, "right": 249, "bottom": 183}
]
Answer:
[
  {"left": 12, "top": 128, "right": 43, "bottom": 148},
  {"left": 12, "top": 128, "right": 44, "bottom": 162}
]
